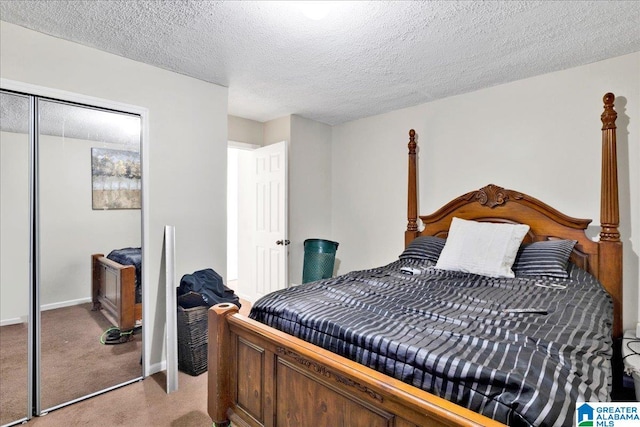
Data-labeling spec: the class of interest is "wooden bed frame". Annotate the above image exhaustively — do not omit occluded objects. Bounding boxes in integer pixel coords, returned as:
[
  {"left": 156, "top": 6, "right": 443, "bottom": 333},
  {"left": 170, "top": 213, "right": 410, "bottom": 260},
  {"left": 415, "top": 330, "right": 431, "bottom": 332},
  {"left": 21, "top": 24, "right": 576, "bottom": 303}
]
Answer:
[
  {"left": 91, "top": 253, "right": 142, "bottom": 332},
  {"left": 207, "top": 93, "right": 622, "bottom": 427}
]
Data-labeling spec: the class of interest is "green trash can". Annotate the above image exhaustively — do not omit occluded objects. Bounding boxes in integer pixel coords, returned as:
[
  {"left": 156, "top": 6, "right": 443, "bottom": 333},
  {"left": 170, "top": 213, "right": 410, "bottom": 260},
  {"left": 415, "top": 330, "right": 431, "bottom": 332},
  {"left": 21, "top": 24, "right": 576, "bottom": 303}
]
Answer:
[{"left": 302, "top": 239, "right": 339, "bottom": 284}]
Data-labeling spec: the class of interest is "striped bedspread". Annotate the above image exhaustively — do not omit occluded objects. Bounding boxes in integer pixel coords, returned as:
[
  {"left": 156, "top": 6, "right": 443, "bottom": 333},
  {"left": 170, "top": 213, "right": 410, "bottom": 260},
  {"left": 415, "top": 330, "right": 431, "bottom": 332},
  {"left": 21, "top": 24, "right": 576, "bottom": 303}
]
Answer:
[{"left": 249, "top": 258, "right": 613, "bottom": 426}]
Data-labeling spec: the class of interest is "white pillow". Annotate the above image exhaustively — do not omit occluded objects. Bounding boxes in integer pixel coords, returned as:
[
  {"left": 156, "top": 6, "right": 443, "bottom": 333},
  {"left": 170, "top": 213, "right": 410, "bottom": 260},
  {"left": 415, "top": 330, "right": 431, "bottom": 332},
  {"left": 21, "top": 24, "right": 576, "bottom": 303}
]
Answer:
[{"left": 435, "top": 217, "right": 530, "bottom": 278}]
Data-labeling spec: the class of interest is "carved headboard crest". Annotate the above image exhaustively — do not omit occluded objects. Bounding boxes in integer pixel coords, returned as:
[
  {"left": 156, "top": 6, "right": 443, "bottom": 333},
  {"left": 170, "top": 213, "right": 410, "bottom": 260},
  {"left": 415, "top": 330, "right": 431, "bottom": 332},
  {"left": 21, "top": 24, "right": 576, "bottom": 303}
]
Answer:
[{"left": 463, "top": 184, "right": 524, "bottom": 208}]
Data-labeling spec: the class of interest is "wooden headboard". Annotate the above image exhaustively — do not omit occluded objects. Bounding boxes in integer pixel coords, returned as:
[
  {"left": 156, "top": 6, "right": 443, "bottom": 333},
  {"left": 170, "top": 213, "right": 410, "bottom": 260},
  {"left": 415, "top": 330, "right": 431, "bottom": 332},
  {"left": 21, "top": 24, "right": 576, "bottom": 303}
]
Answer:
[{"left": 405, "top": 93, "right": 623, "bottom": 339}]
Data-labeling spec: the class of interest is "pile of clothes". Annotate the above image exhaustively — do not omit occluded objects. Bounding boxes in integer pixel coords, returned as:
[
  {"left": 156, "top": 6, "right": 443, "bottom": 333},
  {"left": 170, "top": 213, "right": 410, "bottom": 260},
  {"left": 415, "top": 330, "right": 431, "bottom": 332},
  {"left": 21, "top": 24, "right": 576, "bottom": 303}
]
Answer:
[{"left": 177, "top": 268, "right": 241, "bottom": 309}]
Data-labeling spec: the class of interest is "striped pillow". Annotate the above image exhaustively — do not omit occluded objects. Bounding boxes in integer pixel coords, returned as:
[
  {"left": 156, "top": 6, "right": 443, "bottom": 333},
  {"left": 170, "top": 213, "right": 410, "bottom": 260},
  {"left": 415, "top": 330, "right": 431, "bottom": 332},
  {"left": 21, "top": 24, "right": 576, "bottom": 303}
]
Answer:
[
  {"left": 512, "top": 240, "right": 577, "bottom": 278},
  {"left": 399, "top": 236, "right": 446, "bottom": 262}
]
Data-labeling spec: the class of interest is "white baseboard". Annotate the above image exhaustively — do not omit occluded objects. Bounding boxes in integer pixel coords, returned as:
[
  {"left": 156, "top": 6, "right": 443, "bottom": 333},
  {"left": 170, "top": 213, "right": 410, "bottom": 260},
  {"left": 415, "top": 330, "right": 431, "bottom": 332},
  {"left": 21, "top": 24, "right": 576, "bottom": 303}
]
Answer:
[
  {"left": 148, "top": 360, "right": 167, "bottom": 376},
  {"left": 1, "top": 297, "right": 92, "bottom": 325},
  {"left": 0, "top": 316, "right": 26, "bottom": 327},
  {"left": 41, "top": 297, "right": 92, "bottom": 312}
]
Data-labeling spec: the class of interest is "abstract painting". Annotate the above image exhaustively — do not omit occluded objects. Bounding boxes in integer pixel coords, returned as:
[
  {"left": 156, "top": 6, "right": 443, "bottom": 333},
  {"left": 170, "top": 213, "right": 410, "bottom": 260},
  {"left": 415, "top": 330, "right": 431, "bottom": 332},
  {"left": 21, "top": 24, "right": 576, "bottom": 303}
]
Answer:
[{"left": 91, "top": 148, "right": 141, "bottom": 209}]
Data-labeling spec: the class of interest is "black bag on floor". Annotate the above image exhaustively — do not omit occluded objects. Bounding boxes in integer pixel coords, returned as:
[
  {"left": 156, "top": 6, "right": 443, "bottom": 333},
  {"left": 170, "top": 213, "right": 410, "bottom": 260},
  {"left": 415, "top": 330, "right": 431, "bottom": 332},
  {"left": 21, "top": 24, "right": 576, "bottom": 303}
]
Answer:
[{"left": 177, "top": 268, "right": 241, "bottom": 309}]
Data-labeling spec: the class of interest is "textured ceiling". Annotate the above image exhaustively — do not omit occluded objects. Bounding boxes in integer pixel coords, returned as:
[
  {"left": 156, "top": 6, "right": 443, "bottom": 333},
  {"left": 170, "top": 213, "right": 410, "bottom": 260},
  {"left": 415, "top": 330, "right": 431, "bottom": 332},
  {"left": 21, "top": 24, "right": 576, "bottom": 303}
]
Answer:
[
  {"left": 1, "top": 1, "right": 639, "bottom": 125},
  {"left": 1, "top": 91, "right": 141, "bottom": 146}
]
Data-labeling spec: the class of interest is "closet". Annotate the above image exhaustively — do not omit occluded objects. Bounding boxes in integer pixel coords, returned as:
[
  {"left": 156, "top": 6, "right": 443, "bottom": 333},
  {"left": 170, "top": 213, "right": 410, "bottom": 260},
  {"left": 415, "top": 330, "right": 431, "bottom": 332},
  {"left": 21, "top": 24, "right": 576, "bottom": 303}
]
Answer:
[{"left": 0, "top": 88, "right": 143, "bottom": 426}]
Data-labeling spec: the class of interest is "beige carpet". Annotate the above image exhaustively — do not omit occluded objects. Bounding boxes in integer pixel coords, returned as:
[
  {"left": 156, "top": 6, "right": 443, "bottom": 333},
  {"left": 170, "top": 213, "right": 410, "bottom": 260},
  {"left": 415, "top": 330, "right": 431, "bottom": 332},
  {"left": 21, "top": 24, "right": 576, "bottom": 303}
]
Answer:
[
  {"left": 39, "top": 303, "right": 142, "bottom": 409},
  {"left": 2, "top": 299, "right": 251, "bottom": 426},
  {"left": 1, "top": 303, "right": 141, "bottom": 425},
  {"left": 0, "top": 320, "right": 29, "bottom": 425},
  {"left": 27, "top": 371, "right": 211, "bottom": 427}
]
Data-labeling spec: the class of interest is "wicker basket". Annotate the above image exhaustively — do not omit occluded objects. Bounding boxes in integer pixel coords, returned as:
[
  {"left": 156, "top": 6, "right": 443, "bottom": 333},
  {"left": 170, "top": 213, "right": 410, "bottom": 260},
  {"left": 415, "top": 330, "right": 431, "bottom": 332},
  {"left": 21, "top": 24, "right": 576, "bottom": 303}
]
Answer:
[{"left": 177, "top": 305, "right": 208, "bottom": 376}]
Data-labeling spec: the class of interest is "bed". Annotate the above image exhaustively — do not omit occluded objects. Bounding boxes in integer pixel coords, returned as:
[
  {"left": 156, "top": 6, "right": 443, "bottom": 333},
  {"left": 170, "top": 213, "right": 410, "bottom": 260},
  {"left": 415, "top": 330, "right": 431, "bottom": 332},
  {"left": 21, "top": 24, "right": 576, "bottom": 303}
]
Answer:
[
  {"left": 207, "top": 93, "right": 622, "bottom": 427},
  {"left": 91, "top": 247, "right": 142, "bottom": 332}
]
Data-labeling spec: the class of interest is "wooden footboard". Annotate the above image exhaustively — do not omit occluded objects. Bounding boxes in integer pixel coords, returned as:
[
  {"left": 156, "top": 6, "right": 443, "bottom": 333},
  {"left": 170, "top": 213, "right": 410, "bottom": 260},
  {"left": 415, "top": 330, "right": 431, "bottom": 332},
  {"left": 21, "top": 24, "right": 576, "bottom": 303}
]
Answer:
[
  {"left": 91, "top": 253, "right": 141, "bottom": 331},
  {"left": 208, "top": 303, "right": 505, "bottom": 427}
]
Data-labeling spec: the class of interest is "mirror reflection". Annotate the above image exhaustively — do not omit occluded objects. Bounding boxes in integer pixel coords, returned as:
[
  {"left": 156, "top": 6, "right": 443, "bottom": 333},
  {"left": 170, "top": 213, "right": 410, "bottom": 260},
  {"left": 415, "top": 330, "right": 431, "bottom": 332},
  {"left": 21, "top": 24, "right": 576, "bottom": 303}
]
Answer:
[
  {"left": 0, "top": 91, "right": 31, "bottom": 426},
  {"left": 37, "top": 100, "right": 142, "bottom": 411}
]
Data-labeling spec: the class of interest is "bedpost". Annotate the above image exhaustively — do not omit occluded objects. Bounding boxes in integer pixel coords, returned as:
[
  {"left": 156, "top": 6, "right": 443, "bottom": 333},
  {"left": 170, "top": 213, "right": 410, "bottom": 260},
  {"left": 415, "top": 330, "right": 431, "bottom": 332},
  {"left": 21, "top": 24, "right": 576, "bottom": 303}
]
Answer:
[
  {"left": 599, "top": 92, "right": 623, "bottom": 339},
  {"left": 91, "top": 254, "right": 103, "bottom": 311},
  {"left": 208, "top": 303, "right": 238, "bottom": 427},
  {"left": 406, "top": 129, "right": 419, "bottom": 246}
]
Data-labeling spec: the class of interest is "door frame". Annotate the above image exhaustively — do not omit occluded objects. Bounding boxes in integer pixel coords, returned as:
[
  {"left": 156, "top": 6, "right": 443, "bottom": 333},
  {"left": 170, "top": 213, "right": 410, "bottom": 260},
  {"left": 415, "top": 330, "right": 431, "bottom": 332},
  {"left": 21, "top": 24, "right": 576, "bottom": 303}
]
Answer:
[
  {"left": 0, "top": 78, "right": 150, "bottom": 414},
  {"left": 227, "top": 140, "right": 289, "bottom": 302},
  {"left": 227, "top": 140, "right": 261, "bottom": 291}
]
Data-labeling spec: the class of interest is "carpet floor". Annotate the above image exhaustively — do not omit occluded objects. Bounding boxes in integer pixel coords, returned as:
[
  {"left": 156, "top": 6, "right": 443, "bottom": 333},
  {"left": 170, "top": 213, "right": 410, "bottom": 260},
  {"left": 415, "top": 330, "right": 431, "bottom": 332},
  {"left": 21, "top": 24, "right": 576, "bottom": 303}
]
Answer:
[
  {"left": 1, "top": 303, "right": 142, "bottom": 425},
  {"left": 1, "top": 299, "right": 251, "bottom": 426},
  {"left": 26, "top": 370, "right": 211, "bottom": 427}
]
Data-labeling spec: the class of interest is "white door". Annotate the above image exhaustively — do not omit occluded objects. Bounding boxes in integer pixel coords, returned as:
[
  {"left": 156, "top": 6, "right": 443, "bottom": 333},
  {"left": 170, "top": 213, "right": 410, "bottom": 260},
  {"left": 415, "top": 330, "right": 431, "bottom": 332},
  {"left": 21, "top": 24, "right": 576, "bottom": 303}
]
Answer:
[{"left": 238, "top": 141, "right": 288, "bottom": 301}]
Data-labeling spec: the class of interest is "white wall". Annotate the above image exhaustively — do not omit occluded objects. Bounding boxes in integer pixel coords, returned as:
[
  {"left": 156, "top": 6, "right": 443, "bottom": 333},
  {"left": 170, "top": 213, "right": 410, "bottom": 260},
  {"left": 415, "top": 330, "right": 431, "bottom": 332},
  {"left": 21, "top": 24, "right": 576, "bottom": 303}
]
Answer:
[
  {"left": 228, "top": 115, "right": 263, "bottom": 146},
  {"left": 39, "top": 135, "right": 141, "bottom": 308},
  {"left": 264, "top": 116, "right": 291, "bottom": 146},
  {"left": 0, "top": 131, "right": 137, "bottom": 323},
  {"left": 289, "top": 115, "right": 333, "bottom": 284},
  {"left": 227, "top": 148, "right": 239, "bottom": 281},
  {"left": 0, "top": 21, "right": 229, "bottom": 371},
  {"left": 0, "top": 130, "right": 29, "bottom": 324},
  {"left": 332, "top": 52, "right": 640, "bottom": 331}
]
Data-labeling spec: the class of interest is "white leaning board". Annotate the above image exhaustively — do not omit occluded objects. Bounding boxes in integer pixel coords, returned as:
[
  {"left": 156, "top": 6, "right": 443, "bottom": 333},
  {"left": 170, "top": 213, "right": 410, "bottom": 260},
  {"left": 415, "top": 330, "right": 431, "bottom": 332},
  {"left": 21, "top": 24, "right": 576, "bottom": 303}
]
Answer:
[{"left": 165, "top": 225, "right": 178, "bottom": 393}]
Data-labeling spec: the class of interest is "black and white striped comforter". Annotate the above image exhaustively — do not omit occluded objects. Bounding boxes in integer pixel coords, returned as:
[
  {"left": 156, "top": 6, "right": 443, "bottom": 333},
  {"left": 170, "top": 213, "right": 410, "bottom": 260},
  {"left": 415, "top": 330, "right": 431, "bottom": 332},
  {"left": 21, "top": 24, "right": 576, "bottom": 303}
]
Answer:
[{"left": 249, "top": 258, "right": 613, "bottom": 426}]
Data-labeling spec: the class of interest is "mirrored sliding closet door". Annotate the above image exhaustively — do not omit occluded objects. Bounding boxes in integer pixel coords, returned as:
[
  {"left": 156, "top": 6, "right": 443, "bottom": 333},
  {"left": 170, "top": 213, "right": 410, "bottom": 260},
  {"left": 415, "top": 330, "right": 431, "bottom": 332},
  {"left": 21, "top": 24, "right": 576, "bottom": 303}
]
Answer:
[
  {"left": 0, "top": 87, "right": 143, "bottom": 423},
  {"left": 0, "top": 91, "right": 31, "bottom": 426},
  {"left": 37, "top": 99, "right": 143, "bottom": 412}
]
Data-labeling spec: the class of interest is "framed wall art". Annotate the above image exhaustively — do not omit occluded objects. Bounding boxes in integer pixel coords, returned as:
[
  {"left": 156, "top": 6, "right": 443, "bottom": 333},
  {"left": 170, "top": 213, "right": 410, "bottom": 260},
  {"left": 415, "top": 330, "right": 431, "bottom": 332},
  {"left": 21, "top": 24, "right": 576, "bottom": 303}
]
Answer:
[{"left": 91, "top": 147, "right": 141, "bottom": 210}]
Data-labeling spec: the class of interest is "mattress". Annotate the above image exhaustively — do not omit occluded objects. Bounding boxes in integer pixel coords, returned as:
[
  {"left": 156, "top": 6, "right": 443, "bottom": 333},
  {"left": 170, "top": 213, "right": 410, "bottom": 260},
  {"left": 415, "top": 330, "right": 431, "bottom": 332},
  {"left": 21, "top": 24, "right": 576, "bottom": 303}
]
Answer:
[{"left": 249, "top": 257, "right": 613, "bottom": 426}]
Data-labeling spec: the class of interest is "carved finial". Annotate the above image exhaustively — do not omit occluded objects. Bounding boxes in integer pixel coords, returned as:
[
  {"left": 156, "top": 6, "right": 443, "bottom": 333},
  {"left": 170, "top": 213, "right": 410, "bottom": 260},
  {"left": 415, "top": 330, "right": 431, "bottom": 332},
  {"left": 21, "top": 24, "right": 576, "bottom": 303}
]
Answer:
[
  {"left": 603, "top": 92, "right": 615, "bottom": 105},
  {"left": 408, "top": 129, "right": 416, "bottom": 154},
  {"left": 601, "top": 93, "right": 616, "bottom": 130}
]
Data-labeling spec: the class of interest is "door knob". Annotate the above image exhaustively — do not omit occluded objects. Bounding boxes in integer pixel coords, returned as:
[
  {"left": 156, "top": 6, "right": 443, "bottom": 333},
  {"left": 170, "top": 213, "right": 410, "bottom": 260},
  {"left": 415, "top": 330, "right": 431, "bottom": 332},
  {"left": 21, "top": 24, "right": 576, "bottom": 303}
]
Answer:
[{"left": 276, "top": 239, "right": 290, "bottom": 246}]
